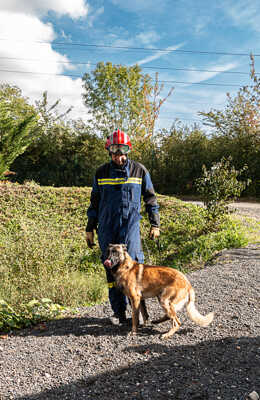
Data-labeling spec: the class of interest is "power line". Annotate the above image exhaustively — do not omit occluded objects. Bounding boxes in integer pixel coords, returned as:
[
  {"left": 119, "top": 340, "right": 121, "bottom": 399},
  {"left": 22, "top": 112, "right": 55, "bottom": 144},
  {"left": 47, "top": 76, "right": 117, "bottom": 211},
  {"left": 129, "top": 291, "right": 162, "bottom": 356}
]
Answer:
[
  {"left": 158, "top": 80, "right": 243, "bottom": 87},
  {"left": 0, "top": 56, "right": 258, "bottom": 75},
  {"left": 142, "top": 66, "right": 255, "bottom": 75},
  {"left": 0, "top": 68, "right": 82, "bottom": 79},
  {"left": 0, "top": 68, "right": 247, "bottom": 87},
  {"left": 0, "top": 38, "right": 259, "bottom": 57}
]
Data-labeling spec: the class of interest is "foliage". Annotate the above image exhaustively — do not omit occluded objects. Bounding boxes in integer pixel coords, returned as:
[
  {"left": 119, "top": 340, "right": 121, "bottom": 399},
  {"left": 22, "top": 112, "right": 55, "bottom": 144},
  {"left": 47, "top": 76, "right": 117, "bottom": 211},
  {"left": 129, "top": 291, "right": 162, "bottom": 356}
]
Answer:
[
  {"left": 199, "top": 55, "right": 260, "bottom": 195},
  {"left": 154, "top": 122, "right": 211, "bottom": 193},
  {"left": 11, "top": 93, "right": 107, "bottom": 187},
  {"left": 0, "top": 84, "right": 39, "bottom": 179},
  {"left": 82, "top": 62, "right": 153, "bottom": 138},
  {"left": 232, "top": 213, "right": 260, "bottom": 243},
  {"left": 0, "top": 182, "right": 251, "bottom": 332},
  {"left": 0, "top": 182, "right": 107, "bottom": 313},
  {"left": 0, "top": 84, "right": 35, "bottom": 120},
  {"left": 199, "top": 55, "right": 259, "bottom": 138},
  {"left": 0, "top": 298, "right": 66, "bottom": 332},
  {"left": 141, "top": 195, "right": 248, "bottom": 270},
  {"left": 195, "top": 156, "right": 251, "bottom": 223},
  {"left": 130, "top": 73, "right": 174, "bottom": 174}
]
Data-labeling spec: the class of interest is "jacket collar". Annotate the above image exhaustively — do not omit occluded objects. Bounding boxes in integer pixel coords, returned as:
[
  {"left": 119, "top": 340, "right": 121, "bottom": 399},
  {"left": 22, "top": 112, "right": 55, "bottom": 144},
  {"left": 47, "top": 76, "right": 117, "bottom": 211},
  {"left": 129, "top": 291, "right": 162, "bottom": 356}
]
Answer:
[{"left": 110, "top": 158, "right": 130, "bottom": 178}]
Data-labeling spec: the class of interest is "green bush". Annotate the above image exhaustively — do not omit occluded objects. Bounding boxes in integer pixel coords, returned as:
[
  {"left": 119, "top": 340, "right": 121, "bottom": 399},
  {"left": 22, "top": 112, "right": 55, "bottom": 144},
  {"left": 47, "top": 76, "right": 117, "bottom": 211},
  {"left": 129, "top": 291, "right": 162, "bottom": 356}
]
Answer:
[
  {"left": 0, "top": 298, "right": 66, "bottom": 332},
  {"left": 195, "top": 157, "right": 251, "bottom": 224}
]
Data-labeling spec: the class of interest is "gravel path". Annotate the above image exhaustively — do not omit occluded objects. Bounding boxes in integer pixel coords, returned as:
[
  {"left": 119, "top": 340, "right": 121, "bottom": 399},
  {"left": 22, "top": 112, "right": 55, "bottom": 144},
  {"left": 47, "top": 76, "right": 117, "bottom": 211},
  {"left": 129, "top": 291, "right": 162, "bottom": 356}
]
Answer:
[
  {"left": 183, "top": 200, "right": 260, "bottom": 219},
  {"left": 0, "top": 207, "right": 259, "bottom": 400}
]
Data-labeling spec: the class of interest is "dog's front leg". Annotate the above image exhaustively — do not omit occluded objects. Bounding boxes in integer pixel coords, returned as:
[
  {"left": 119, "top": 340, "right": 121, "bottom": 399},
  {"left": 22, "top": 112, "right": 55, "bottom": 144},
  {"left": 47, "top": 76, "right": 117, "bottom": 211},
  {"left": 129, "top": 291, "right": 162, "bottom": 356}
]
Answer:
[
  {"left": 140, "top": 300, "right": 150, "bottom": 326},
  {"left": 130, "top": 296, "right": 141, "bottom": 335}
]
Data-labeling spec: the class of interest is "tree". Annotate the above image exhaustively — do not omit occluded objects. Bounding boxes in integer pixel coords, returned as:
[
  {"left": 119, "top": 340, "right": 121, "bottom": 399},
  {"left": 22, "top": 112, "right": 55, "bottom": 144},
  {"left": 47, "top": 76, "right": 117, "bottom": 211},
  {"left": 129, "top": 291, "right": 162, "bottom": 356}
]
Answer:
[
  {"left": 155, "top": 121, "right": 210, "bottom": 194},
  {"left": 82, "top": 62, "right": 156, "bottom": 138},
  {"left": 0, "top": 84, "right": 39, "bottom": 179},
  {"left": 82, "top": 63, "right": 174, "bottom": 186},
  {"left": 199, "top": 55, "right": 259, "bottom": 138},
  {"left": 12, "top": 93, "right": 106, "bottom": 187},
  {"left": 130, "top": 72, "right": 174, "bottom": 169},
  {"left": 199, "top": 55, "right": 260, "bottom": 195}
]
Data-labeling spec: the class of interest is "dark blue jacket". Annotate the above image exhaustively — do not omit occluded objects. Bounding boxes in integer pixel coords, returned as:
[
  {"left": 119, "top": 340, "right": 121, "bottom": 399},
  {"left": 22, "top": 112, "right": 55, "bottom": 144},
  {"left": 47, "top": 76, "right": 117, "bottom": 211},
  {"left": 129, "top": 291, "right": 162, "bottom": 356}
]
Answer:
[{"left": 86, "top": 159, "right": 159, "bottom": 263}]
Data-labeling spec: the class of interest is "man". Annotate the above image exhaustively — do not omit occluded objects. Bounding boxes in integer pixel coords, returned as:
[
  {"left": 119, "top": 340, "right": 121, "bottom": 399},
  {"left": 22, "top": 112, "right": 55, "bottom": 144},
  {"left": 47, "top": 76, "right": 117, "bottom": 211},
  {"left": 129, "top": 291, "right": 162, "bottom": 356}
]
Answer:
[{"left": 86, "top": 129, "right": 160, "bottom": 324}]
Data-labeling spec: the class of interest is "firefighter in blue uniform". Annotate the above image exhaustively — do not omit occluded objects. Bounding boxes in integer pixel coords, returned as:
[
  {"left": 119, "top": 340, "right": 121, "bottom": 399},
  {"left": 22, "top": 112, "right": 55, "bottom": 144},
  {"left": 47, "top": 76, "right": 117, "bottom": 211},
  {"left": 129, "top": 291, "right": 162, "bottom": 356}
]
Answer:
[{"left": 86, "top": 129, "right": 160, "bottom": 324}]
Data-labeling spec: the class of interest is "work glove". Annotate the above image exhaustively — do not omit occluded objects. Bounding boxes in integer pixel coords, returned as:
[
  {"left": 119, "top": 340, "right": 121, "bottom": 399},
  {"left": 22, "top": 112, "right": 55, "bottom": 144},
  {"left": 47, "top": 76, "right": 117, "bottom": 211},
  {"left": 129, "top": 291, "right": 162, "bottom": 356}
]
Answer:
[
  {"left": 149, "top": 226, "right": 160, "bottom": 240},
  {"left": 86, "top": 231, "right": 95, "bottom": 249}
]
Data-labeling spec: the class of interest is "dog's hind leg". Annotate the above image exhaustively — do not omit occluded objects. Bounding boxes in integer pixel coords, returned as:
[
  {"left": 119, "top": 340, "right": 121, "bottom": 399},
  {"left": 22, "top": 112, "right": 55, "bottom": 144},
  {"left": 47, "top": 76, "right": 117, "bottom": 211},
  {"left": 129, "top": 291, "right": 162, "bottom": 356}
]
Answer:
[
  {"left": 151, "top": 296, "right": 170, "bottom": 325},
  {"left": 159, "top": 289, "right": 184, "bottom": 339},
  {"left": 161, "top": 316, "right": 181, "bottom": 339},
  {"left": 152, "top": 314, "right": 170, "bottom": 324}
]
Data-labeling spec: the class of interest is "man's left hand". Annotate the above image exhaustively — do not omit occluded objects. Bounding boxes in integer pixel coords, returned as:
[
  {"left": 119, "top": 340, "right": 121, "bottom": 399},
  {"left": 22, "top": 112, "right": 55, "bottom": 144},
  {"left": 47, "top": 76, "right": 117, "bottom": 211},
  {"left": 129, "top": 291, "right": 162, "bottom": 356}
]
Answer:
[{"left": 149, "top": 226, "right": 160, "bottom": 240}]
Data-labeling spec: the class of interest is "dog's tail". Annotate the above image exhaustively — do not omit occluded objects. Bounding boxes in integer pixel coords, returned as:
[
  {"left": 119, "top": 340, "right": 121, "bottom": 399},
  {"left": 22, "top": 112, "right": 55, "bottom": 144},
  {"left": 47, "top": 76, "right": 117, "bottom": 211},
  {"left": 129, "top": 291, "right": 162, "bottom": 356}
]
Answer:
[{"left": 186, "top": 288, "right": 214, "bottom": 327}]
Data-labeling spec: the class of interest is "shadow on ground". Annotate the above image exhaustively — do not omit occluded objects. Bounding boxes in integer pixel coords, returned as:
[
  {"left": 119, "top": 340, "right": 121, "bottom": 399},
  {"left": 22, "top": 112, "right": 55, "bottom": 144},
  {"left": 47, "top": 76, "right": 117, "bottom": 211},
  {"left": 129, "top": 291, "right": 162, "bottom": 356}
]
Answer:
[{"left": 15, "top": 334, "right": 259, "bottom": 400}]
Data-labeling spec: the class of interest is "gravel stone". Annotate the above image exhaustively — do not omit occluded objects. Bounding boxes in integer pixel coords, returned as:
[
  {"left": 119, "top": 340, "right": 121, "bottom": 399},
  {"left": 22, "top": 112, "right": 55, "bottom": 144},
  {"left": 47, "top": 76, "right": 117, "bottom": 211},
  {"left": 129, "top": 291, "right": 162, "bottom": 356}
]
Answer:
[{"left": 247, "top": 391, "right": 260, "bottom": 400}]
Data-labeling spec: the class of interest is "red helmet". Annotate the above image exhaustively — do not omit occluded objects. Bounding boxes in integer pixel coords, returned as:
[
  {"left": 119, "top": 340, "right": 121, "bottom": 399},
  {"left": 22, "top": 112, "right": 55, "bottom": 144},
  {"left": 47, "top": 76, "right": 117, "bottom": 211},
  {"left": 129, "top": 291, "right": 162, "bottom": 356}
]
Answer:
[{"left": 105, "top": 129, "right": 132, "bottom": 153}]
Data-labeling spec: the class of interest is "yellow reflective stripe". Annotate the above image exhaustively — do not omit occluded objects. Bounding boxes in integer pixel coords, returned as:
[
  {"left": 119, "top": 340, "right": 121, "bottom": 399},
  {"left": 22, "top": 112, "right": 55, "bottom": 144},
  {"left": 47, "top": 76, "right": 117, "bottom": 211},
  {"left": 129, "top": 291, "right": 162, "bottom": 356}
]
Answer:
[
  {"left": 98, "top": 177, "right": 142, "bottom": 185},
  {"left": 128, "top": 178, "right": 142, "bottom": 183},
  {"left": 107, "top": 282, "right": 117, "bottom": 288},
  {"left": 98, "top": 180, "right": 125, "bottom": 185},
  {"left": 99, "top": 178, "right": 125, "bottom": 182}
]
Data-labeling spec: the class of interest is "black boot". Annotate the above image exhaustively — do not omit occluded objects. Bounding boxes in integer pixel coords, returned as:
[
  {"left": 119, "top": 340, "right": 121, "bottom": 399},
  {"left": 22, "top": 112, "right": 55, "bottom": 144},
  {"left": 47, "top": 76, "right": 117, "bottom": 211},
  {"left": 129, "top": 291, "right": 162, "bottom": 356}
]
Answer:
[{"left": 109, "top": 313, "right": 130, "bottom": 326}]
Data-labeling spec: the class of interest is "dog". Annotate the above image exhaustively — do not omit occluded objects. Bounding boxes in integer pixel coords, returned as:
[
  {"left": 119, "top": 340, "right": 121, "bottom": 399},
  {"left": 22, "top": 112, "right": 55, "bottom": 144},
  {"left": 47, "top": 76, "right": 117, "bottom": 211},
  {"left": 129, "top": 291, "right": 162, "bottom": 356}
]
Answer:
[{"left": 104, "top": 244, "right": 214, "bottom": 339}]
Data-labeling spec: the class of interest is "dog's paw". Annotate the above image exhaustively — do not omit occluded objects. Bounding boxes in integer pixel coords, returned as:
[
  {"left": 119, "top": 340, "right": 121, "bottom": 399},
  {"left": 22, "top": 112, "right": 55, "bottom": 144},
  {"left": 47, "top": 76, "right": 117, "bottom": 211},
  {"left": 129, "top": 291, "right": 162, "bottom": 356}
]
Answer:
[
  {"left": 127, "top": 331, "right": 137, "bottom": 337},
  {"left": 160, "top": 332, "right": 172, "bottom": 340}
]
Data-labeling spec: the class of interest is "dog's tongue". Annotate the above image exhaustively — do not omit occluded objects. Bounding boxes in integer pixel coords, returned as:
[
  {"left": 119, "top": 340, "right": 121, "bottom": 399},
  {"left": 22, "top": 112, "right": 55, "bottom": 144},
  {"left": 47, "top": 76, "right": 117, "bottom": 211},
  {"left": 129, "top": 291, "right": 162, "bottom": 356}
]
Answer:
[{"left": 104, "top": 259, "right": 112, "bottom": 268}]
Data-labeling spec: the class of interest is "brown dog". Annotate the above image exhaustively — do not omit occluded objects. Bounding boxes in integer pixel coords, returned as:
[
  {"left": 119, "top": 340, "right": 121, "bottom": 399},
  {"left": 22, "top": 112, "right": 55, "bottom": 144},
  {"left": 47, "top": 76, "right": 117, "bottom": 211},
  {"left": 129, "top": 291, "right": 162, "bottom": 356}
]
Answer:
[{"left": 104, "top": 244, "right": 214, "bottom": 339}]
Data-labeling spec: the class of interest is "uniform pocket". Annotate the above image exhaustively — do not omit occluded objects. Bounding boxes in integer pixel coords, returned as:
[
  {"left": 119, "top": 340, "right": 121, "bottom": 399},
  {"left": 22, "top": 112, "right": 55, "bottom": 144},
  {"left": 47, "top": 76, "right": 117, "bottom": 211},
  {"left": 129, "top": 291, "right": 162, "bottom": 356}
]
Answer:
[{"left": 130, "top": 185, "right": 141, "bottom": 204}]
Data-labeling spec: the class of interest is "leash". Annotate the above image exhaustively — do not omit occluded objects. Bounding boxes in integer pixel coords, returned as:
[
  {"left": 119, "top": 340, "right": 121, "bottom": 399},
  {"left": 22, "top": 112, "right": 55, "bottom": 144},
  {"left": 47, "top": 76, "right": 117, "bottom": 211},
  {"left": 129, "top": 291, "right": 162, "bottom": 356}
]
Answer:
[
  {"left": 156, "top": 238, "right": 161, "bottom": 252},
  {"left": 142, "top": 238, "right": 152, "bottom": 264},
  {"left": 142, "top": 237, "right": 161, "bottom": 264}
]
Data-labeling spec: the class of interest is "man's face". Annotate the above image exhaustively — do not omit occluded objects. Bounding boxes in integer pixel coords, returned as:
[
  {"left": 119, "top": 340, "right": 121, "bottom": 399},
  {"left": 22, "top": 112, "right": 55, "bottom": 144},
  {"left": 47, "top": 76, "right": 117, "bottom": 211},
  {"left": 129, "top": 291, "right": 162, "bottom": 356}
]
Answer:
[{"left": 111, "top": 153, "right": 127, "bottom": 166}]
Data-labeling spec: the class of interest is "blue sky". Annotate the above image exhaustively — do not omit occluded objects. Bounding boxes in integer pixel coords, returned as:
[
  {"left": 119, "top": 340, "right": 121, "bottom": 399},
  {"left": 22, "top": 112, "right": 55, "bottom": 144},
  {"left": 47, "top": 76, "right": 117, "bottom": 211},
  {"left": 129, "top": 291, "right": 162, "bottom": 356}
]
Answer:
[{"left": 0, "top": 0, "right": 259, "bottom": 131}]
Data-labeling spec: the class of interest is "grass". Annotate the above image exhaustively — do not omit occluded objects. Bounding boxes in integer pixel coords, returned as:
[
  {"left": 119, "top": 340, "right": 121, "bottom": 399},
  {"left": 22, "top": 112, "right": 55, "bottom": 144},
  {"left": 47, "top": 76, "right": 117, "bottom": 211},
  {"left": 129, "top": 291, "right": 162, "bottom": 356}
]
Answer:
[
  {"left": 231, "top": 214, "right": 260, "bottom": 243},
  {"left": 0, "top": 181, "right": 256, "bottom": 332}
]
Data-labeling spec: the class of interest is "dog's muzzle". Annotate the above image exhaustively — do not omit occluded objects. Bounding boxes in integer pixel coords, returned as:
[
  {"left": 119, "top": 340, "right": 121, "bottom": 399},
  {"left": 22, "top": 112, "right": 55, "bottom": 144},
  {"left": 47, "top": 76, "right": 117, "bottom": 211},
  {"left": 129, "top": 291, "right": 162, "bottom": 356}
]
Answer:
[{"left": 104, "top": 259, "right": 112, "bottom": 268}]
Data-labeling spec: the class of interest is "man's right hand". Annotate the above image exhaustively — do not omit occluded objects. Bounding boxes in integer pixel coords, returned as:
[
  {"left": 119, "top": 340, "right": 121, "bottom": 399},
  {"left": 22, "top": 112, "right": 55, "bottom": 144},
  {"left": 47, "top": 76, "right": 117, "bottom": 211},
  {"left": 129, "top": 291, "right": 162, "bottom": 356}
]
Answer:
[{"left": 86, "top": 231, "right": 95, "bottom": 249}]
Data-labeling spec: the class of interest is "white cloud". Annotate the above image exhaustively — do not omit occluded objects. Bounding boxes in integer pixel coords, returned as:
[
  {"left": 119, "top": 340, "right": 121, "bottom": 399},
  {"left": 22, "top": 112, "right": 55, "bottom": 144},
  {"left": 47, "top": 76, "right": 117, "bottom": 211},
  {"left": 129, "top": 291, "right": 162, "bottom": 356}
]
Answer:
[
  {"left": 0, "top": 11, "right": 55, "bottom": 42},
  {"left": 110, "top": 0, "right": 166, "bottom": 13},
  {"left": 136, "top": 31, "right": 161, "bottom": 46},
  {"left": 0, "top": 0, "right": 88, "bottom": 19},
  {"left": 134, "top": 43, "right": 185, "bottom": 66},
  {"left": 223, "top": 0, "right": 260, "bottom": 32},
  {"left": 182, "top": 62, "right": 238, "bottom": 85},
  {"left": 0, "top": 10, "right": 89, "bottom": 120},
  {"left": 106, "top": 29, "right": 160, "bottom": 49},
  {"left": 193, "top": 17, "right": 211, "bottom": 36},
  {"left": 87, "top": 6, "right": 104, "bottom": 27},
  {"left": 0, "top": 12, "right": 64, "bottom": 72}
]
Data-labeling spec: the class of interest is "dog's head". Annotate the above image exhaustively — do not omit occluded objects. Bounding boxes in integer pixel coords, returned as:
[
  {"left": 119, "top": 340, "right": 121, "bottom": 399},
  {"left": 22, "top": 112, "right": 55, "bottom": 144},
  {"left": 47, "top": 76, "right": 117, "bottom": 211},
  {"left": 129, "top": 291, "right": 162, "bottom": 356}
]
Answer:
[{"left": 104, "top": 244, "right": 127, "bottom": 269}]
